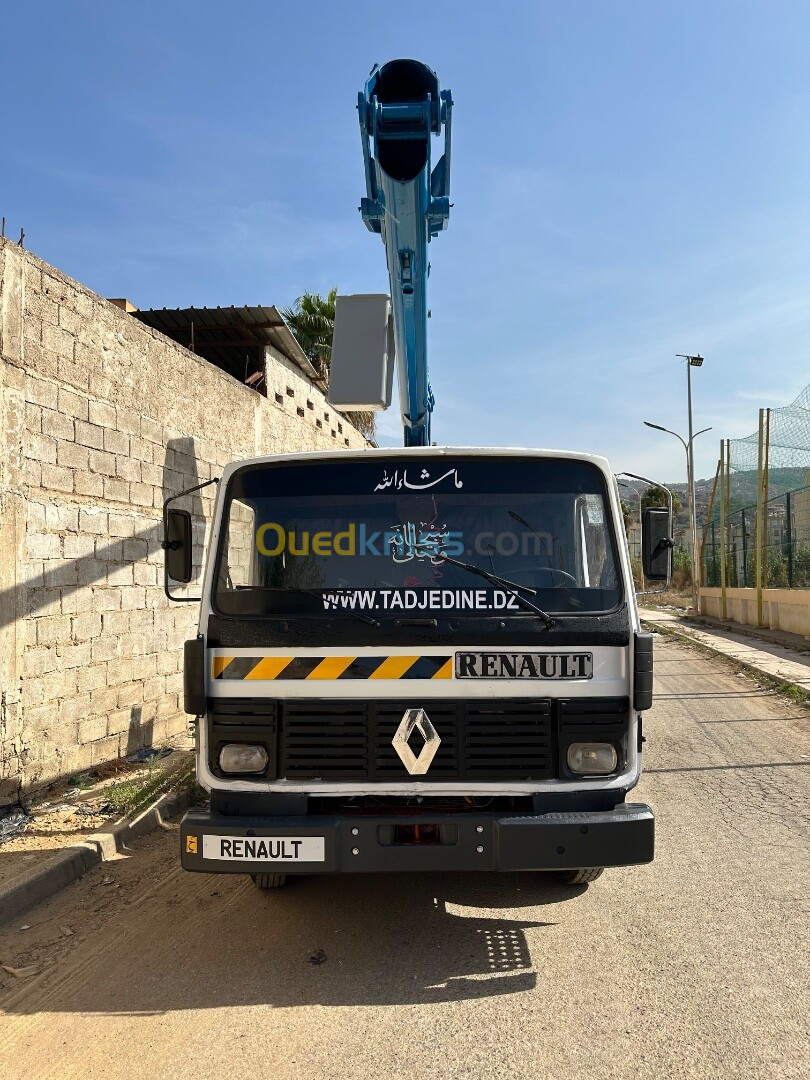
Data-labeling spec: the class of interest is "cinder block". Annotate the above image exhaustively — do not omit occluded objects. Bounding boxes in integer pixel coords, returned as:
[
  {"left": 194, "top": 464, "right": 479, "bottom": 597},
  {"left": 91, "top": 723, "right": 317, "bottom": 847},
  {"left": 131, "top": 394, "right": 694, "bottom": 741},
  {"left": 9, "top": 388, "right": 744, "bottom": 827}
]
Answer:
[
  {"left": 47, "top": 505, "right": 79, "bottom": 530},
  {"left": 63, "top": 533, "right": 96, "bottom": 560},
  {"left": 42, "top": 559, "right": 78, "bottom": 587},
  {"left": 27, "top": 532, "right": 61, "bottom": 560},
  {"left": 59, "top": 693, "right": 91, "bottom": 724},
  {"left": 108, "top": 514, "right": 136, "bottom": 537},
  {"left": 41, "top": 463, "right": 74, "bottom": 493},
  {"left": 42, "top": 322, "right": 75, "bottom": 361},
  {"left": 78, "top": 716, "right": 108, "bottom": 745},
  {"left": 79, "top": 508, "right": 107, "bottom": 534},
  {"left": 58, "top": 304, "right": 84, "bottom": 337},
  {"left": 129, "top": 482, "right": 153, "bottom": 507},
  {"left": 57, "top": 386, "right": 88, "bottom": 421},
  {"left": 57, "top": 441, "right": 90, "bottom": 471},
  {"left": 92, "top": 587, "right": 121, "bottom": 613},
  {"left": 28, "top": 433, "right": 57, "bottom": 464},
  {"left": 89, "top": 686, "right": 118, "bottom": 716},
  {"left": 41, "top": 408, "right": 75, "bottom": 441},
  {"left": 71, "top": 612, "right": 103, "bottom": 640},
  {"left": 107, "top": 708, "right": 133, "bottom": 736},
  {"left": 74, "top": 471, "right": 104, "bottom": 497},
  {"left": 92, "top": 635, "right": 120, "bottom": 663},
  {"left": 75, "top": 420, "right": 105, "bottom": 449},
  {"left": 118, "top": 682, "right": 143, "bottom": 709},
  {"left": 59, "top": 589, "right": 82, "bottom": 615},
  {"left": 115, "top": 456, "right": 141, "bottom": 482},
  {"left": 140, "top": 462, "right": 162, "bottom": 487},
  {"left": 116, "top": 411, "right": 140, "bottom": 437},
  {"left": 103, "top": 477, "right": 130, "bottom": 502},
  {"left": 22, "top": 647, "right": 60, "bottom": 677},
  {"left": 77, "top": 557, "right": 108, "bottom": 587},
  {"left": 25, "top": 401, "right": 43, "bottom": 432},
  {"left": 103, "top": 428, "right": 129, "bottom": 455},
  {"left": 141, "top": 417, "right": 163, "bottom": 444},
  {"left": 88, "top": 400, "right": 116, "bottom": 427},
  {"left": 88, "top": 448, "right": 116, "bottom": 476},
  {"left": 101, "top": 610, "right": 130, "bottom": 635},
  {"left": 120, "top": 587, "right": 147, "bottom": 611},
  {"left": 76, "top": 665, "right": 107, "bottom": 693},
  {"left": 134, "top": 562, "right": 158, "bottom": 587},
  {"left": 59, "top": 643, "right": 93, "bottom": 670},
  {"left": 36, "top": 613, "right": 73, "bottom": 645},
  {"left": 90, "top": 734, "right": 122, "bottom": 766},
  {"left": 122, "top": 538, "right": 148, "bottom": 562},
  {"left": 108, "top": 563, "right": 134, "bottom": 587}
]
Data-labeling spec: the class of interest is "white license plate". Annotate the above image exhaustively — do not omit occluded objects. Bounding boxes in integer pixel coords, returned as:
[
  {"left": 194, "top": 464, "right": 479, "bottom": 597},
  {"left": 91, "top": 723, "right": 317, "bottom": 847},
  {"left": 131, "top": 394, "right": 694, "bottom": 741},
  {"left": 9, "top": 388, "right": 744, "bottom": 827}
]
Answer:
[{"left": 202, "top": 835, "right": 325, "bottom": 862}]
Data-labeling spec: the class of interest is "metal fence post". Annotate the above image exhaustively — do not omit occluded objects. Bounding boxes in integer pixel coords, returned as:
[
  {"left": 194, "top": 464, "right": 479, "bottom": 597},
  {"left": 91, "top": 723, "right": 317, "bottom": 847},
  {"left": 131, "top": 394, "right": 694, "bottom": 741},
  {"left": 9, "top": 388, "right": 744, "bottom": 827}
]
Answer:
[
  {"left": 786, "top": 490, "right": 793, "bottom": 588},
  {"left": 755, "top": 409, "right": 765, "bottom": 625},
  {"left": 741, "top": 507, "right": 748, "bottom": 587},
  {"left": 719, "top": 441, "right": 727, "bottom": 619}
]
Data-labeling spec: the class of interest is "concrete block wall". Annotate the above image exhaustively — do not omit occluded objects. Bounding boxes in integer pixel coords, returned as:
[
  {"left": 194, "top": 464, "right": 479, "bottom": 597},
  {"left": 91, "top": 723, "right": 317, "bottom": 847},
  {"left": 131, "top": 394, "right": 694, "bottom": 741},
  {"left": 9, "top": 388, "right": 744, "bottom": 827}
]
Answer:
[{"left": 0, "top": 237, "right": 366, "bottom": 805}]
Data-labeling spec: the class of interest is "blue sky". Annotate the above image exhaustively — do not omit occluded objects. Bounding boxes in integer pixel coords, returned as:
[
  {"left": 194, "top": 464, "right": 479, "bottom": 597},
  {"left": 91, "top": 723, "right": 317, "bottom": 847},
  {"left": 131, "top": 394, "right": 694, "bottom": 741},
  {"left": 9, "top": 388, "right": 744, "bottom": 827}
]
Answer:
[{"left": 2, "top": 1, "right": 808, "bottom": 483}]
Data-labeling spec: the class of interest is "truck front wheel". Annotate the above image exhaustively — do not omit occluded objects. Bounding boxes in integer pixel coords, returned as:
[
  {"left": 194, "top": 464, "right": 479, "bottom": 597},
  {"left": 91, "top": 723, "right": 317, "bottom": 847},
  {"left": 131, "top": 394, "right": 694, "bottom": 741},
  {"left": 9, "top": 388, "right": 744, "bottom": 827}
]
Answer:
[
  {"left": 251, "top": 873, "right": 288, "bottom": 889},
  {"left": 553, "top": 868, "right": 604, "bottom": 885}
]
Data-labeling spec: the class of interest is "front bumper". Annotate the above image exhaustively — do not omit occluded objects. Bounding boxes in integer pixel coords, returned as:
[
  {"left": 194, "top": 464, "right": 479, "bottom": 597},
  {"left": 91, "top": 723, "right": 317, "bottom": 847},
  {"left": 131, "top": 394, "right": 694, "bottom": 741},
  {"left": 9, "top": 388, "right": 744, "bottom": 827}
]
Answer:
[{"left": 180, "top": 803, "right": 654, "bottom": 875}]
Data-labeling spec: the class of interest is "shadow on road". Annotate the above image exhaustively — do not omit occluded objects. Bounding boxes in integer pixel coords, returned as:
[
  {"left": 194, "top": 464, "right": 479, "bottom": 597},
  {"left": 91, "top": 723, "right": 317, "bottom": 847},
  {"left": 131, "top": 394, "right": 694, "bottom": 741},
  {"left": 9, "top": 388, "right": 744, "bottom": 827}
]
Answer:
[{"left": 3, "top": 869, "right": 586, "bottom": 1011}]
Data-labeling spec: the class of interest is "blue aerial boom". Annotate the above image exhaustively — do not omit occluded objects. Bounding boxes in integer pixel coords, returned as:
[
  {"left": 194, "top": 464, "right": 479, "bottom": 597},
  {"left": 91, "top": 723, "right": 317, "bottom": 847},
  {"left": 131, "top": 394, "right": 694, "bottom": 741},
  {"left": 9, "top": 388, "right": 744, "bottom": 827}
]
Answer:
[{"left": 358, "top": 59, "right": 452, "bottom": 447}]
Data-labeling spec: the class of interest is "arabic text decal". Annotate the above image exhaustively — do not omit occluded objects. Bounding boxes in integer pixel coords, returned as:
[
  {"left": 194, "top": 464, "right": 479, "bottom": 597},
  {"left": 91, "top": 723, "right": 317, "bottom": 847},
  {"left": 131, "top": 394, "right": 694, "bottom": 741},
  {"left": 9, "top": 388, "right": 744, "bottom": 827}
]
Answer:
[{"left": 373, "top": 467, "right": 463, "bottom": 493}]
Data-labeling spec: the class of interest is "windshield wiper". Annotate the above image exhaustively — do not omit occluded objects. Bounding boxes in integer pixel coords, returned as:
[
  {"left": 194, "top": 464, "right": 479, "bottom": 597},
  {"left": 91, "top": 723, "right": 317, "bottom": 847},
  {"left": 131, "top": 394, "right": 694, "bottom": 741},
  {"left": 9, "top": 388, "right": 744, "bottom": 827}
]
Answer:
[
  {"left": 436, "top": 556, "right": 556, "bottom": 629},
  {"left": 296, "top": 589, "right": 381, "bottom": 627}
]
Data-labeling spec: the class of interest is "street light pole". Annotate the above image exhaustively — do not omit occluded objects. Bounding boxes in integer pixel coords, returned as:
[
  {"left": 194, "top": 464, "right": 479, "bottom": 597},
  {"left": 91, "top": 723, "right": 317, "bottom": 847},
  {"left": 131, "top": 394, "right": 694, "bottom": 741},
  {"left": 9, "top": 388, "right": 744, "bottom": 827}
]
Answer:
[
  {"left": 643, "top": 406, "right": 711, "bottom": 613},
  {"left": 677, "top": 354, "right": 703, "bottom": 612}
]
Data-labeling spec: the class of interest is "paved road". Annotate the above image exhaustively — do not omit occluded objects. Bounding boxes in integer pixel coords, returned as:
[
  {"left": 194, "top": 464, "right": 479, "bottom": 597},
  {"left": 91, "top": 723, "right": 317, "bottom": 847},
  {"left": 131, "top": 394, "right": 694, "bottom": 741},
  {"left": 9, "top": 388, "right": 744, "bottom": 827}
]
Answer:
[{"left": 1, "top": 638, "right": 808, "bottom": 1080}]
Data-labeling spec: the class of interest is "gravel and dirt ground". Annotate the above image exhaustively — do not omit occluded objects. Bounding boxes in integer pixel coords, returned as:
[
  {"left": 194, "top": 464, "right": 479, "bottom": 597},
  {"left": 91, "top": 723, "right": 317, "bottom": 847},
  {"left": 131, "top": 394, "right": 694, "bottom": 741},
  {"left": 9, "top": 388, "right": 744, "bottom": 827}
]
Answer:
[
  {"left": 0, "top": 739, "right": 193, "bottom": 893},
  {"left": 0, "top": 637, "right": 808, "bottom": 1080}
]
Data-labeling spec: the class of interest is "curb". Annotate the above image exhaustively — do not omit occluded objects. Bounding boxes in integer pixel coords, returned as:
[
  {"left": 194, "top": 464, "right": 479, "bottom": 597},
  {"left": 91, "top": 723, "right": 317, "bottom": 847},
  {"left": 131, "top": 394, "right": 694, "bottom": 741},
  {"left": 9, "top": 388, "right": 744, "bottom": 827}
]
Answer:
[
  {"left": 0, "top": 780, "right": 192, "bottom": 927},
  {"left": 640, "top": 616, "right": 810, "bottom": 701}
]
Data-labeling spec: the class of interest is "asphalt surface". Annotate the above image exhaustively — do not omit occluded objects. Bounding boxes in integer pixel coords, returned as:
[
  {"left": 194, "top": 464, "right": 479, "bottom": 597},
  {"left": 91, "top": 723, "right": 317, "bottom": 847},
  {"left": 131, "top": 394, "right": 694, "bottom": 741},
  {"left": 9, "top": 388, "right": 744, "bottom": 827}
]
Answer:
[{"left": 1, "top": 637, "right": 808, "bottom": 1080}]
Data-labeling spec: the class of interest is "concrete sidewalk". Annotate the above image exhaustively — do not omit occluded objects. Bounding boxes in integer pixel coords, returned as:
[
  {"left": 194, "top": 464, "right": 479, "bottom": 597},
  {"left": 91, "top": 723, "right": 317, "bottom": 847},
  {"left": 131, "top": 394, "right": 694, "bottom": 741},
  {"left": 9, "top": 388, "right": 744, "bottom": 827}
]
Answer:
[{"left": 640, "top": 607, "right": 810, "bottom": 693}]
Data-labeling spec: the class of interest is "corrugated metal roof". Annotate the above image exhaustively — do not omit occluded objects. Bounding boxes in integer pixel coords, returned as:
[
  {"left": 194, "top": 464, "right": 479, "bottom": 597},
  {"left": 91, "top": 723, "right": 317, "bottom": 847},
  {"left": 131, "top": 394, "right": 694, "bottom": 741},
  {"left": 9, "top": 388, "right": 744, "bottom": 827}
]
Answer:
[{"left": 132, "top": 305, "right": 318, "bottom": 383}]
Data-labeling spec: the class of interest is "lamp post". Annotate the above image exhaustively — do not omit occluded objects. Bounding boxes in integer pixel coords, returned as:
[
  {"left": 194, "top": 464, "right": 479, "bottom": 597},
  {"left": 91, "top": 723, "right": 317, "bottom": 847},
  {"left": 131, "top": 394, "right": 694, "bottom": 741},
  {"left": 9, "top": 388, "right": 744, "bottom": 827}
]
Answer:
[
  {"left": 678, "top": 354, "right": 704, "bottom": 601},
  {"left": 643, "top": 415, "right": 711, "bottom": 613}
]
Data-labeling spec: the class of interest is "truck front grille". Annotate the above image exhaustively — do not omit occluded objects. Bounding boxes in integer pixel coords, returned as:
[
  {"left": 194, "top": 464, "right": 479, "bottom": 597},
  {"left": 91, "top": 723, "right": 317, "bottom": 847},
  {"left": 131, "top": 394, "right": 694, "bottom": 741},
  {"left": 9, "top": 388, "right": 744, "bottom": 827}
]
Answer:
[{"left": 280, "top": 699, "right": 554, "bottom": 782}]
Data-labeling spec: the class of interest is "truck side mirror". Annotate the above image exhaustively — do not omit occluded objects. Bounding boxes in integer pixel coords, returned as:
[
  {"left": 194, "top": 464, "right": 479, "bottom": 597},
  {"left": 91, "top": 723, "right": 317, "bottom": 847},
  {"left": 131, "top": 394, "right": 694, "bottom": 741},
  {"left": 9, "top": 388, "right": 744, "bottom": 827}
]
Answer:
[
  {"left": 642, "top": 507, "right": 673, "bottom": 583},
  {"left": 164, "top": 508, "right": 193, "bottom": 584}
]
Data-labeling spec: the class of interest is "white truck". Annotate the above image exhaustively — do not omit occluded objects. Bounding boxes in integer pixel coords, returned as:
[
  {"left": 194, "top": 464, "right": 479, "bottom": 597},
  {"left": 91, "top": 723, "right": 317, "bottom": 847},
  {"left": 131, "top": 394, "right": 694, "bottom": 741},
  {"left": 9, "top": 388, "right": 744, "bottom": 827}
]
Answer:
[{"left": 166, "top": 446, "right": 666, "bottom": 888}]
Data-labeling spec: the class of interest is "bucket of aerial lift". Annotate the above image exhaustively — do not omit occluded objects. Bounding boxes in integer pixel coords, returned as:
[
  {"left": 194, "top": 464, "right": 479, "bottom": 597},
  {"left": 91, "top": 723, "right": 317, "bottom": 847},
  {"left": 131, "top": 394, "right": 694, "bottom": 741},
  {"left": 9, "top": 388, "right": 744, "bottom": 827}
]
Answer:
[
  {"left": 327, "top": 293, "right": 395, "bottom": 411},
  {"left": 363, "top": 59, "right": 441, "bottom": 184}
]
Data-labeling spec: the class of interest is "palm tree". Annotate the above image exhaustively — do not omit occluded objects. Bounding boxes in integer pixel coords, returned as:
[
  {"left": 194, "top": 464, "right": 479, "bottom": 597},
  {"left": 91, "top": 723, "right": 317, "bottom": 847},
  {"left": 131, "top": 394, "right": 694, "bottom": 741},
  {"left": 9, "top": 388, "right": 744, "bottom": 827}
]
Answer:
[{"left": 282, "top": 289, "right": 375, "bottom": 439}]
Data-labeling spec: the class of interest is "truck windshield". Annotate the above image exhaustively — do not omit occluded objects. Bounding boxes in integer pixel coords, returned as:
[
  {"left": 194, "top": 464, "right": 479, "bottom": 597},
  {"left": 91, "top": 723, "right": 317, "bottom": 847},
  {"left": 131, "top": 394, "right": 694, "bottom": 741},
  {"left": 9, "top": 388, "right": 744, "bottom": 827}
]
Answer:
[{"left": 213, "top": 456, "right": 622, "bottom": 617}]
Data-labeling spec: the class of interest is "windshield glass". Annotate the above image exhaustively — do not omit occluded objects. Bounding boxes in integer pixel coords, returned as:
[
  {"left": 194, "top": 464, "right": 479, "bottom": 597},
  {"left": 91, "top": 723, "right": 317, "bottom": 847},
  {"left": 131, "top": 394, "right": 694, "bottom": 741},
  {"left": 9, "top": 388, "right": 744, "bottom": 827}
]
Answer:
[{"left": 213, "top": 457, "right": 622, "bottom": 617}]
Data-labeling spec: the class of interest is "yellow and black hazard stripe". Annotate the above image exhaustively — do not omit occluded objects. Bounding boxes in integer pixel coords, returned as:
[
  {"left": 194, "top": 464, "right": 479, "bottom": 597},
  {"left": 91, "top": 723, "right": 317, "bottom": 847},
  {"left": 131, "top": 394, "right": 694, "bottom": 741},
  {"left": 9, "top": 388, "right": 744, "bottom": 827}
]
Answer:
[{"left": 211, "top": 655, "right": 453, "bottom": 681}]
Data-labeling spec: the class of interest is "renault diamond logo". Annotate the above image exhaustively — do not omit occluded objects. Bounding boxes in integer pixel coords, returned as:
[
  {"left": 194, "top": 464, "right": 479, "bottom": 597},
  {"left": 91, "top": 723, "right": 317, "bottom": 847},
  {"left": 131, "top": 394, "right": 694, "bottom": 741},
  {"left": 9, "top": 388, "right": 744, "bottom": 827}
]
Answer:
[{"left": 392, "top": 708, "right": 441, "bottom": 775}]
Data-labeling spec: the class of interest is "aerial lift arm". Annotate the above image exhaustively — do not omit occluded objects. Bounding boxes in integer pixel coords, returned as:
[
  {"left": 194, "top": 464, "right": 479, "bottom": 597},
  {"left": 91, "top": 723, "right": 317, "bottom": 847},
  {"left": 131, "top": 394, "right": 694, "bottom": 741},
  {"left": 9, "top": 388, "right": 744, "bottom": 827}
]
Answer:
[{"left": 357, "top": 59, "right": 453, "bottom": 447}]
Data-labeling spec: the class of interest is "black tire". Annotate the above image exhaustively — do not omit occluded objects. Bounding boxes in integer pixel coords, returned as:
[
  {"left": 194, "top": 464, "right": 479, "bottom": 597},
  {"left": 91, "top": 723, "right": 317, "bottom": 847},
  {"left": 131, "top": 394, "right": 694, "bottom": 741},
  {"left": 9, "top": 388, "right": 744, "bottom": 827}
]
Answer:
[
  {"left": 251, "top": 873, "right": 288, "bottom": 889},
  {"left": 553, "top": 867, "right": 605, "bottom": 885}
]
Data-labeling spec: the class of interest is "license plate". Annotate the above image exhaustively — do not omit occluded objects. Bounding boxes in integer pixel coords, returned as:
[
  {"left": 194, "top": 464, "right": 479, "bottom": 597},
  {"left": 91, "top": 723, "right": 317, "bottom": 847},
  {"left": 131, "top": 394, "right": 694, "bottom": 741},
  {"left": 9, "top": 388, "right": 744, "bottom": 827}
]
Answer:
[
  {"left": 455, "top": 651, "right": 593, "bottom": 679},
  {"left": 202, "top": 835, "right": 325, "bottom": 862}
]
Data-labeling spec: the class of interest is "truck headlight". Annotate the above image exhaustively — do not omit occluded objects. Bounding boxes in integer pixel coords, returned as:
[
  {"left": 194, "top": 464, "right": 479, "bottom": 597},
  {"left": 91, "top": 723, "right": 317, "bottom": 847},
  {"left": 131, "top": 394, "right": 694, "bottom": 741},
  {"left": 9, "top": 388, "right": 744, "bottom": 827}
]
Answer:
[
  {"left": 567, "top": 742, "right": 618, "bottom": 775},
  {"left": 219, "top": 744, "right": 269, "bottom": 774}
]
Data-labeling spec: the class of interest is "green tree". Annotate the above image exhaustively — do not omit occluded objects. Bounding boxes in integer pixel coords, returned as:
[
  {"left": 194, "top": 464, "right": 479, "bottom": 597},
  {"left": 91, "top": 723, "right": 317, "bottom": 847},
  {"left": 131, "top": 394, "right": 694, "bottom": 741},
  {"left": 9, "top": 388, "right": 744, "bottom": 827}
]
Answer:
[
  {"left": 641, "top": 485, "right": 682, "bottom": 515},
  {"left": 282, "top": 289, "right": 375, "bottom": 439}
]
